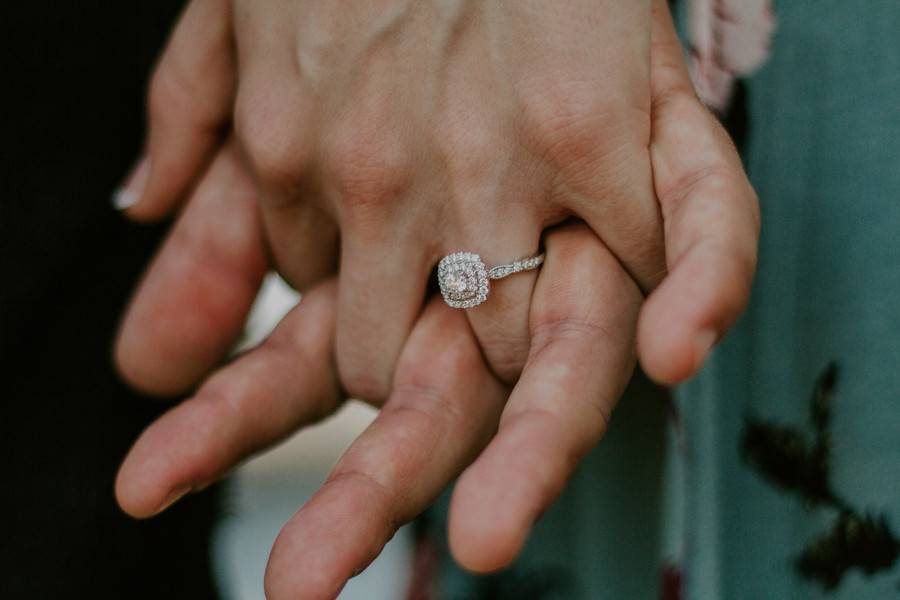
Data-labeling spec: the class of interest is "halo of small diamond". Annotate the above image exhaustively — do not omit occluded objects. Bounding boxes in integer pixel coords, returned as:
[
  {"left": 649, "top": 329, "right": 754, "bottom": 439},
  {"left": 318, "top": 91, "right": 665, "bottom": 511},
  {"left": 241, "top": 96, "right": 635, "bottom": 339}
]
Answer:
[{"left": 437, "top": 252, "right": 490, "bottom": 309}]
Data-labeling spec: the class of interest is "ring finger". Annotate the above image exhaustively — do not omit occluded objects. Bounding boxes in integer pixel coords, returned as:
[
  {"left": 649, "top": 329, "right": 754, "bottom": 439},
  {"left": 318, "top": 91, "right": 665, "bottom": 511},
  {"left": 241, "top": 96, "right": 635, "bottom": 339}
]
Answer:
[{"left": 444, "top": 210, "right": 546, "bottom": 383}]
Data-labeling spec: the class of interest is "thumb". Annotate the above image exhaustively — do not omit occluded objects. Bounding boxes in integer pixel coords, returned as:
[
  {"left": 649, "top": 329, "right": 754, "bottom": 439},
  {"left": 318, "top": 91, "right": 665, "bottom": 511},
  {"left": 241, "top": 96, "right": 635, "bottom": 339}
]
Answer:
[
  {"left": 114, "top": 0, "right": 235, "bottom": 221},
  {"left": 638, "top": 0, "right": 761, "bottom": 384}
]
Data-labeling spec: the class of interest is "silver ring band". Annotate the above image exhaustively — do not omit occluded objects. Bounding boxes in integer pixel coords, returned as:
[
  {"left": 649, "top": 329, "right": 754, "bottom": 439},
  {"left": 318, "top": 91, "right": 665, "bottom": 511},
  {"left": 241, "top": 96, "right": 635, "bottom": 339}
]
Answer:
[{"left": 438, "top": 251, "right": 545, "bottom": 309}]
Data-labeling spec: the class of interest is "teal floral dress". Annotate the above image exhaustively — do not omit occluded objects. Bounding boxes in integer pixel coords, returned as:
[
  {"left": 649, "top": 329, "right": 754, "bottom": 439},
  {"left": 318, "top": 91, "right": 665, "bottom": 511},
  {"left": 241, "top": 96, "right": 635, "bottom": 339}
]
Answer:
[{"left": 415, "top": 1, "right": 900, "bottom": 598}]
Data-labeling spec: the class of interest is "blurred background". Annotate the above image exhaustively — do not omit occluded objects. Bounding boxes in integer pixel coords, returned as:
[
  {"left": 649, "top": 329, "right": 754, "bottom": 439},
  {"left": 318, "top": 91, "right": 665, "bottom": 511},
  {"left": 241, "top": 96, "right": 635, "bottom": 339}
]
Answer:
[
  {"left": 0, "top": 4, "right": 415, "bottom": 598},
  {"left": 7, "top": 2, "right": 900, "bottom": 599}
]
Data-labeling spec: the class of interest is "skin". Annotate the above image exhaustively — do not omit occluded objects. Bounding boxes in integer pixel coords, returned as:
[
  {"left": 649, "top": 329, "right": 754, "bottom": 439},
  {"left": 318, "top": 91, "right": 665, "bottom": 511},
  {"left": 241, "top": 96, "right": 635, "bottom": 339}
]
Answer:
[
  {"left": 115, "top": 0, "right": 755, "bottom": 397},
  {"left": 114, "top": 1, "right": 759, "bottom": 598}
]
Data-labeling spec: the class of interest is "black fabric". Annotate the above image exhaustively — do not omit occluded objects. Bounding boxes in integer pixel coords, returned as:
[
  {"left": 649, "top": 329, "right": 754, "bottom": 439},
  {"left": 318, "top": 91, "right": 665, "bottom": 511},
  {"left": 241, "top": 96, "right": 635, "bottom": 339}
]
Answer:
[{"left": 1, "top": 2, "right": 220, "bottom": 598}]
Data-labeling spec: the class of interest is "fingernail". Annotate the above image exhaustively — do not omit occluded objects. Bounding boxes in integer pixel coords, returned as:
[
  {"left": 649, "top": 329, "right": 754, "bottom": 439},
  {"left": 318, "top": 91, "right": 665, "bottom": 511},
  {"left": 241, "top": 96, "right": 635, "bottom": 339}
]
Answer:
[
  {"left": 112, "top": 156, "right": 150, "bottom": 210},
  {"left": 153, "top": 485, "right": 191, "bottom": 516},
  {"left": 694, "top": 329, "right": 718, "bottom": 369}
]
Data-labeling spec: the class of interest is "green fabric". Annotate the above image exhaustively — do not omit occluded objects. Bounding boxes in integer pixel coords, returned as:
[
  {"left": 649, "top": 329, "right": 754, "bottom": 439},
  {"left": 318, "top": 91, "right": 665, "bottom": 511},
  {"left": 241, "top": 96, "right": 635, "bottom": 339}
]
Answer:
[
  {"left": 430, "top": 2, "right": 900, "bottom": 597},
  {"left": 677, "top": 1, "right": 900, "bottom": 597}
]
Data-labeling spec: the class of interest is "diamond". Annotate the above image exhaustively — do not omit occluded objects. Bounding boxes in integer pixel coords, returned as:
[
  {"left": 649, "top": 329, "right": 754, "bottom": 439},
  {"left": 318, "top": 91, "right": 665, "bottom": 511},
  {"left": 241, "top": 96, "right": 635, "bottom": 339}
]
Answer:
[{"left": 438, "top": 252, "right": 490, "bottom": 309}]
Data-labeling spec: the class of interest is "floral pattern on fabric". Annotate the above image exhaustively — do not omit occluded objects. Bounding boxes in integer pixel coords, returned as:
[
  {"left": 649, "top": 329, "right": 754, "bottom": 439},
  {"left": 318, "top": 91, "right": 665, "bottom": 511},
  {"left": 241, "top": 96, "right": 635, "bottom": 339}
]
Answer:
[
  {"left": 741, "top": 364, "right": 900, "bottom": 590},
  {"left": 688, "top": 0, "right": 776, "bottom": 112}
]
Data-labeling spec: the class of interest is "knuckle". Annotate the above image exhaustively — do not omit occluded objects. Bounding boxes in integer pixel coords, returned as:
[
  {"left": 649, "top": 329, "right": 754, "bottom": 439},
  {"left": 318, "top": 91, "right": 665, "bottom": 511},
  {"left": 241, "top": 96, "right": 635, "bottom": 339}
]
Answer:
[
  {"left": 519, "top": 79, "right": 647, "bottom": 173},
  {"left": 233, "top": 89, "right": 310, "bottom": 188},
  {"left": 148, "top": 60, "right": 195, "bottom": 125},
  {"left": 483, "top": 335, "right": 529, "bottom": 383},
  {"left": 434, "top": 119, "right": 505, "bottom": 187},
  {"left": 544, "top": 225, "right": 609, "bottom": 274},
  {"left": 536, "top": 278, "right": 640, "bottom": 352},
  {"left": 530, "top": 243, "right": 639, "bottom": 346},
  {"left": 321, "top": 467, "right": 402, "bottom": 539},
  {"left": 650, "top": 77, "right": 702, "bottom": 120},
  {"left": 398, "top": 342, "right": 473, "bottom": 393},
  {"left": 530, "top": 316, "right": 611, "bottom": 358},
  {"left": 397, "top": 348, "right": 484, "bottom": 403},
  {"left": 148, "top": 54, "right": 228, "bottom": 132},
  {"left": 324, "top": 120, "right": 412, "bottom": 214},
  {"left": 340, "top": 367, "right": 392, "bottom": 404},
  {"left": 657, "top": 164, "right": 736, "bottom": 220}
]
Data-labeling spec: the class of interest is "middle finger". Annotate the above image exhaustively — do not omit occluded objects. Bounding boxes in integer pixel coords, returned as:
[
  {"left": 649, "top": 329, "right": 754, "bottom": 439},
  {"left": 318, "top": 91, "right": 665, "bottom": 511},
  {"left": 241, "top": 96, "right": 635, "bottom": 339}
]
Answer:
[
  {"left": 449, "top": 222, "right": 643, "bottom": 572},
  {"left": 265, "top": 298, "right": 507, "bottom": 599}
]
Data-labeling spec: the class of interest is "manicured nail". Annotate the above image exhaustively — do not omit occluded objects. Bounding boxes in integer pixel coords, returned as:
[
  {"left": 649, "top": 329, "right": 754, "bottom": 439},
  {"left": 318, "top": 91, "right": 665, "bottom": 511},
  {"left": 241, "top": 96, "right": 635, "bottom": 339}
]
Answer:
[
  {"left": 694, "top": 329, "right": 718, "bottom": 369},
  {"left": 112, "top": 156, "right": 150, "bottom": 210},
  {"left": 153, "top": 485, "right": 191, "bottom": 516}
]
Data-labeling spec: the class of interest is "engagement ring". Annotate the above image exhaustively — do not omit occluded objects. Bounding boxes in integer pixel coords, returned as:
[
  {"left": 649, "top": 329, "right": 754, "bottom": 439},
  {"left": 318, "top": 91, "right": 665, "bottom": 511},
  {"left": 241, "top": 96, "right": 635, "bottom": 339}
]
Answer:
[{"left": 437, "top": 251, "right": 545, "bottom": 309}]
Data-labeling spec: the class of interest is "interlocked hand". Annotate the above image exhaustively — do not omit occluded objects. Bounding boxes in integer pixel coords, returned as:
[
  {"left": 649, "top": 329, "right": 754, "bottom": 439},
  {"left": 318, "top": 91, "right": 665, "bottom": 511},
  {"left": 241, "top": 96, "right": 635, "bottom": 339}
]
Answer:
[{"left": 114, "top": 2, "right": 758, "bottom": 597}]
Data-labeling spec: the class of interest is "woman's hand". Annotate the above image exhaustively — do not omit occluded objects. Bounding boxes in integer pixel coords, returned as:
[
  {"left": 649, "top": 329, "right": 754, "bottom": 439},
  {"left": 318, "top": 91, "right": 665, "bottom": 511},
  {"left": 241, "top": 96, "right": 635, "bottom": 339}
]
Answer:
[{"left": 116, "top": 0, "right": 672, "bottom": 401}]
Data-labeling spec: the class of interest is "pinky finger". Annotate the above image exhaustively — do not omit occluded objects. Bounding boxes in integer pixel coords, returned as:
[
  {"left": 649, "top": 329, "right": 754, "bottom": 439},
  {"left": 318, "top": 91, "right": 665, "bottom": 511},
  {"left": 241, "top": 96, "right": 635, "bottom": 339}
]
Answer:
[{"left": 116, "top": 0, "right": 235, "bottom": 221}]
